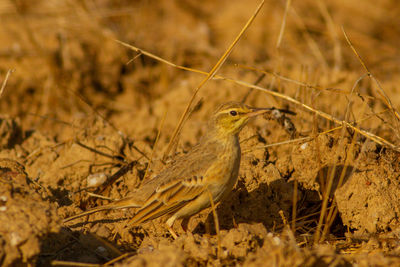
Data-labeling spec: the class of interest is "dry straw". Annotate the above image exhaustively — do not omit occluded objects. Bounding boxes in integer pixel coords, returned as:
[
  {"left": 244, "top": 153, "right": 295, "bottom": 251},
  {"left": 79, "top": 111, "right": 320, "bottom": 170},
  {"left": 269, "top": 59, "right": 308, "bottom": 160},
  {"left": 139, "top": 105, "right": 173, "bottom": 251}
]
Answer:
[
  {"left": 342, "top": 27, "right": 400, "bottom": 130},
  {"left": 161, "top": 0, "right": 266, "bottom": 161},
  {"left": 0, "top": 69, "right": 14, "bottom": 99},
  {"left": 116, "top": 16, "right": 400, "bottom": 246},
  {"left": 116, "top": 42, "right": 399, "bottom": 152}
]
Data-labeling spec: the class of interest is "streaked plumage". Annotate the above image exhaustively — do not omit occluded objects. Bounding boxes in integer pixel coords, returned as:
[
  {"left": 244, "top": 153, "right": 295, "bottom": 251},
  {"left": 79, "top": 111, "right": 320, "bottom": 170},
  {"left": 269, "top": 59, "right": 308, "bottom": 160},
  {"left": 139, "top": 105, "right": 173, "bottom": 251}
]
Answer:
[{"left": 64, "top": 101, "right": 272, "bottom": 237}]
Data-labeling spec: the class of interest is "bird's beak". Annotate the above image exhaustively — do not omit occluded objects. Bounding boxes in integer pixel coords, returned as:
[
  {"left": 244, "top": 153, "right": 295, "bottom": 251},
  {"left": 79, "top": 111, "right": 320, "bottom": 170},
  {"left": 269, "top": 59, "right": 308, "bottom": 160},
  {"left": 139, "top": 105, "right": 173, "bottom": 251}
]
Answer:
[{"left": 246, "top": 107, "right": 273, "bottom": 118}]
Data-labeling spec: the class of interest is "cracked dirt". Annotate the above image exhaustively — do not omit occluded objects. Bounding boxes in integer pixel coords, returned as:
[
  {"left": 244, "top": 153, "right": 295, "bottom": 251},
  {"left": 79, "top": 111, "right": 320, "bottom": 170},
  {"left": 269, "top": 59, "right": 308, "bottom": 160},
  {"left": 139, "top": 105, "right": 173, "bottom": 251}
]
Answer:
[{"left": 1, "top": 0, "right": 400, "bottom": 266}]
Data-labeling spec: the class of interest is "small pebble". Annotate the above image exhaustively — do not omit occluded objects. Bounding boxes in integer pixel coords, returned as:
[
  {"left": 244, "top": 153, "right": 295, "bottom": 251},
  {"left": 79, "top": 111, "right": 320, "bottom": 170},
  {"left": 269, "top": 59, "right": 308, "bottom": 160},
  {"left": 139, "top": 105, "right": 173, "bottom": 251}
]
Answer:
[
  {"left": 95, "top": 246, "right": 108, "bottom": 257},
  {"left": 10, "top": 232, "right": 22, "bottom": 246},
  {"left": 87, "top": 173, "right": 107, "bottom": 187},
  {"left": 273, "top": 236, "right": 281, "bottom": 245},
  {"left": 137, "top": 245, "right": 154, "bottom": 254},
  {"left": 300, "top": 143, "right": 308, "bottom": 150}
]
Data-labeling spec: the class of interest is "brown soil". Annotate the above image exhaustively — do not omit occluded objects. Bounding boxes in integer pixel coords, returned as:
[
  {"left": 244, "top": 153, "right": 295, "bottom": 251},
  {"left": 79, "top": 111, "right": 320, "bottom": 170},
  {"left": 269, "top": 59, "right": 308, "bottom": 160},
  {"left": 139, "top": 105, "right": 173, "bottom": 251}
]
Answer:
[{"left": 1, "top": 0, "right": 400, "bottom": 266}]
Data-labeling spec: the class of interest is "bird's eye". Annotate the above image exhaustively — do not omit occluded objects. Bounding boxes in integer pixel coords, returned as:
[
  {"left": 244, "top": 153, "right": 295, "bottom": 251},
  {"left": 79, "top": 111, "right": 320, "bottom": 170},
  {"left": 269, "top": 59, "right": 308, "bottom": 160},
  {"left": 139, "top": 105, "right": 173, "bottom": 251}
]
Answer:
[{"left": 230, "top": 110, "right": 238, "bottom": 116}]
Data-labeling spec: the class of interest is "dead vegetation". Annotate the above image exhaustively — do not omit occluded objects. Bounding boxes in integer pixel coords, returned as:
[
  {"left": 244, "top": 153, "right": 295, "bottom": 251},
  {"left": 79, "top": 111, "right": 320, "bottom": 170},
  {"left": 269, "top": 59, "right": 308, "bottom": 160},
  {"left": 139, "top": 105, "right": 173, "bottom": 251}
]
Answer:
[{"left": 1, "top": 0, "right": 400, "bottom": 266}]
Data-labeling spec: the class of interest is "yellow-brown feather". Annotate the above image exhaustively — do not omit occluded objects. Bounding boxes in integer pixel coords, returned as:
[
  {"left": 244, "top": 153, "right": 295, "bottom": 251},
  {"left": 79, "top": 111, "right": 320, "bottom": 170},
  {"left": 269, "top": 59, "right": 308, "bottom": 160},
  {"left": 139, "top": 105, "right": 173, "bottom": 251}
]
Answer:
[{"left": 65, "top": 101, "right": 267, "bottom": 232}]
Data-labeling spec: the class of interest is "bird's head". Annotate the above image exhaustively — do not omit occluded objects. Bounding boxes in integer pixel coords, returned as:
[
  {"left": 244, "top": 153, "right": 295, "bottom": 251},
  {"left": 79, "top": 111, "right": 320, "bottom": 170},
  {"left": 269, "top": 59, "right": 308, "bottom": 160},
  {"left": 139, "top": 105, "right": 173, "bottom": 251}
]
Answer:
[{"left": 209, "top": 101, "right": 271, "bottom": 136}]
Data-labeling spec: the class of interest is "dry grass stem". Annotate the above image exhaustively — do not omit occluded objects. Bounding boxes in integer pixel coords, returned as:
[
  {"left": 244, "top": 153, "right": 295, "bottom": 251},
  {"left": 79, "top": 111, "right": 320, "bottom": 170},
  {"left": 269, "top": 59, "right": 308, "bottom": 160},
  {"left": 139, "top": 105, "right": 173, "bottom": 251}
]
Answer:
[
  {"left": 291, "top": 179, "right": 298, "bottom": 232},
  {"left": 290, "top": 6, "right": 328, "bottom": 70},
  {"left": 342, "top": 27, "right": 400, "bottom": 124},
  {"left": 70, "top": 89, "right": 149, "bottom": 161},
  {"left": 244, "top": 118, "right": 375, "bottom": 153},
  {"left": 206, "top": 186, "right": 221, "bottom": 259},
  {"left": 75, "top": 141, "right": 123, "bottom": 162},
  {"left": 161, "top": 0, "right": 265, "bottom": 160},
  {"left": 316, "top": 97, "right": 368, "bottom": 243},
  {"left": 314, "top": 130, "right": 347, "bottom": 243},
  {"left": 276, "top": 0, "right": 292, "bottom": 48},
  {"left": 103, "top": 253, "right": 133, "bottom": 266},
  {"left": 241, "top": 73, "right": 266, "bottom": 103},
  {"left": 0, "top": 69, "right": 14, "bottom": 99},
  {"left": 279, "top": 210, "right": 288, "bottom": 226},
  {"left": 51, "top": 260, "right": 100, "bottom": 267},
  {"left": 4, "top": 1, "right": 400, "bottom": 265},
  {"left": 86, "top": 192, "right": 114, "bottom": 201},
  {"left": 116, "top": 43, "right": 397, "bottom": 151},
  {"left": 236, "top": 64, "right": 374, "bottom": 99},
  {"left": 143, "top": 109, "right": 168, "bottom": 180}
]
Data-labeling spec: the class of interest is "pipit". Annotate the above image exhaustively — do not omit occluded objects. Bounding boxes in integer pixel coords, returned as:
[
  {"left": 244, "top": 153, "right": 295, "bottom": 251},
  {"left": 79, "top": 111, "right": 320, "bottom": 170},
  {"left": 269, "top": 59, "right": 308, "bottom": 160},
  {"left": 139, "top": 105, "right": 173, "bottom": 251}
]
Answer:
[{"left": 64, "top": 101, "right": 273, "bottom": 238}]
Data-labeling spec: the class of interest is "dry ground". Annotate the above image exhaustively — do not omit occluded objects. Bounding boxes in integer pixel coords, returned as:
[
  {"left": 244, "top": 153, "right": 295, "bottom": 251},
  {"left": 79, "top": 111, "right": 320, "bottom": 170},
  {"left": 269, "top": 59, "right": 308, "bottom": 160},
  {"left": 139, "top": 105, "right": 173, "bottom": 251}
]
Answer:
[{"left": 1, "top": 0, "right": 400, "bottom": 266}]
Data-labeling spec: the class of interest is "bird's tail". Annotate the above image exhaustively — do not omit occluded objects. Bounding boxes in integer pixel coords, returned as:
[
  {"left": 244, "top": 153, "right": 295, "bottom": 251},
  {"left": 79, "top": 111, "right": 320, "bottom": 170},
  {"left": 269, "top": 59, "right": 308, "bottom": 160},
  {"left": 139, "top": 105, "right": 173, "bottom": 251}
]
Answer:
[{"left": 63, "top": 197, "right": 141, "bottom": 223}]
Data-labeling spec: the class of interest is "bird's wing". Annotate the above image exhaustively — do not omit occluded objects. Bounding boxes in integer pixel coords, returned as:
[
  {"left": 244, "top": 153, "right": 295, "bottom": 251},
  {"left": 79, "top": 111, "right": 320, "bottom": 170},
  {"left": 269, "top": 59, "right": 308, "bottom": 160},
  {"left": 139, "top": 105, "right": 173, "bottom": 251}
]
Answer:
[
  {"left": 64, "top": 141, "right": 220, "bottom": 224},
  {"left": 128, "top": 175, "right": 208, "bottom": 225},
  {"left": 128, "top": 144, "right": 219, "bottom": 225}
]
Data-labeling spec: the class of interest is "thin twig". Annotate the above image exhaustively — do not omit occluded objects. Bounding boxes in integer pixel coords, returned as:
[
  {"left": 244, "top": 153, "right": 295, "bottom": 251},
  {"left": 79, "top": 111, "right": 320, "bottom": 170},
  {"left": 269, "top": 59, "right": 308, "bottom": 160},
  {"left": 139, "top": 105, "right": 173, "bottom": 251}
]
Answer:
[
  {"left": 317, "top": 1, "right": 342, "bottom": 71},
  {"left": 279, "top": 210, "right": 288, "bottom": 226},
  {"left": 241, "top": 73, "right": 266, "bottom": 103},
  {"left": 314, "top": 130, "right": 347, "bottom": 243},
  {"left": 206, "top": 187, "right": 221, "bottom": 259},
  {"left": 247, "top": 107, "right": 391, "bottom": 154},
  {"left": 290, "top": 6, "right": 328, "bottom": 70},
  {"left": 103, "top": 253, "right": 133, "bottom": 266},
  {"left": 70, "top": 89, "right": 120, "bottom": 135},
  {"left": 143, "top": 109, "right": 167, "bottom": 180},
  {"left": 317, "top": 72, "right": 367, "bottom": 240},
  {"left": 162, "top": 0, "right": 265, "bottom": 161},
  {"left": 236, "top": 64, "right": 373, "bottom": 99},
  {"left": 126, "top": 52, "right": 142, "bottom": 65},
  {"left": 276, "top": 0, "right": 292, "bottom": 48},
  {"left": 318, "top": 70, "right": 362, "bottom": 242},
  {"left": 315, "top": 100, "right": 368, "bottom": 243},
  {"left": 342, "top": 27, "right": 400, "bottom": 123},
  {"left": 75, "top": 141, "right": 123, "bottom": 162},
  {"left": 114, "top": 44, "right": 399, "bottom": 152},
  {"left": 0, "top": 69, "right": 14, "bottom": 98},
  {"left": 51, "top": 260, "right": 100, "bottom": 267},
  {"left": 224, "top": 80, "right": 398, "bottom": 150},
  {"left": 118, "top": 0, "right": 265, "bottom": 161},
  {"left": 69, "top": 89, "right": 149, "bottom": 160},
  {"left": 243, "top": 136, "right": 314, "bottom": 153},
  {"left": 291, "top": 179, "right": 298, "bottom": 232},
  {"left": 96, "top": 161, "right": 136, "bottom": 194},
  {"left": 322, "top": 136, "right": 369, "bottom": 241},
  {"left": 87, "top": 192, "right": 114, "bottom": 201},
  {"left": 27, "top": 113, "right": 82, "bottom": 129}
]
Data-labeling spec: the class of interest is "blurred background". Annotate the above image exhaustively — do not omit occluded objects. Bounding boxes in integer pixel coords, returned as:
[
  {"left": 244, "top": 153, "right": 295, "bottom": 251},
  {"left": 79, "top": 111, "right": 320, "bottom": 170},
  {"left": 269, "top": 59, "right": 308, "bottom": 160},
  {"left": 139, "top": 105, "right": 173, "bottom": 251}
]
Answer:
[
  {"left": 1, "top": 0, "right": 399, "bottom": 142},
  {"left": 1, "top": 0, "right": 400, "bottom": 265}
]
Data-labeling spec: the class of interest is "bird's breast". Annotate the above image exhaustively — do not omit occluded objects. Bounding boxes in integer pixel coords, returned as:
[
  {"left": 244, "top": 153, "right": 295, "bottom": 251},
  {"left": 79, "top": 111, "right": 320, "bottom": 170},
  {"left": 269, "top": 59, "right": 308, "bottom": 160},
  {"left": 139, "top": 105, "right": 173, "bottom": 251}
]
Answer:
[{"left": 206, "top": 135, "right": 241, "bottom": 201}]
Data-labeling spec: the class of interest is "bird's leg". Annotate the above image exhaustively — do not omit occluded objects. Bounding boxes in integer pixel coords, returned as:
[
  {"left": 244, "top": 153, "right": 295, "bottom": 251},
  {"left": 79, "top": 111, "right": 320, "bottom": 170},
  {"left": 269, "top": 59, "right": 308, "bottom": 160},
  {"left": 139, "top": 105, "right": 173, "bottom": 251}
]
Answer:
[
  {"left": 166, "top": 215, "right": 178, "bottom": 239},
  {"left": 232, "top": 214, "right": 238, "bottom": 228},
  {"left": 204, "top": 216, "right": 212, "bottom": 236},
  {"left": 180, "top": 217, "right": 190, "bottom": 233},
  {"left": 166, "top": 224, "right": 178, "bottom": 239}
]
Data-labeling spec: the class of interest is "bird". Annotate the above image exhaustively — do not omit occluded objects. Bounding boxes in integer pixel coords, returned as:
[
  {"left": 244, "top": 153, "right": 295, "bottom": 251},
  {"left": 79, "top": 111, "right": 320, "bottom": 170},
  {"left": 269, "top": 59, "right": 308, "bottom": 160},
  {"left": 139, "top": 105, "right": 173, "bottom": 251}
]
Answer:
[{"left": 64, "top": 101, "right": 274, "bottom": 238}]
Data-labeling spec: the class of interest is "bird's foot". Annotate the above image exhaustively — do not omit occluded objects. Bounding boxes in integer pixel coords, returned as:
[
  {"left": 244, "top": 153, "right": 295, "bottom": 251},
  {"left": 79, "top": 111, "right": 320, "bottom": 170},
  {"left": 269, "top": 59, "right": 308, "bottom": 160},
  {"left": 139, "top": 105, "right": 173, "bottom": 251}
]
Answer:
[{"left": 167, "top": 225, "right": 178, "bottom": 239}]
